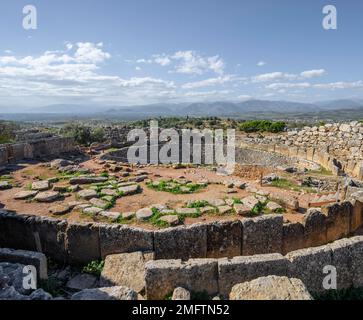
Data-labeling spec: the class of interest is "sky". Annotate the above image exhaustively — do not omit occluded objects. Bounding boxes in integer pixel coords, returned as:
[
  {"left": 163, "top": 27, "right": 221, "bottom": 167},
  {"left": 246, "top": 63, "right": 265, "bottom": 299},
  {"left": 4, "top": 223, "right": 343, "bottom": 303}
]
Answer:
[{"left": 0, "top": 0, "right": 363, "bottom": 110}]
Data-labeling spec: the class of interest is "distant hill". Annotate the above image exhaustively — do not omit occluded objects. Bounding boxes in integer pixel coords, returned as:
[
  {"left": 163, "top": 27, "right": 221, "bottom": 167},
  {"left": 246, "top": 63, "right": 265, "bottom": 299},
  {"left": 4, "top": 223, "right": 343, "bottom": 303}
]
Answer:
[{"left": 1, "top": 99, "right": 362, "bottom": 119}]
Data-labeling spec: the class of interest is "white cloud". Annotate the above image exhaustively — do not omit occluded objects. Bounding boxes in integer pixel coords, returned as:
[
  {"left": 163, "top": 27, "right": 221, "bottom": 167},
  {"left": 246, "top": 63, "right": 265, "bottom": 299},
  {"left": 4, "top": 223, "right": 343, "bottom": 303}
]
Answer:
[
  {"left": 266, "top": 82, "right": 311, "bottom": 90},
  {"left": 135, "top": 50, "right": 225, "bottom": 75},
  {"left": 257, "top": 61, "right": 266, "bottom": 67},
  {"left": 314, "top": 81, "right": 363, "bottom": 89},
  {"left": 182, "top": 75, "right": 241, "bottom": 89},
  {"left": 301, "top": 69, "right": 326, "bottom": 78},
  {"left": 252, "top": 72, "right": 297, "bottom": 82}
]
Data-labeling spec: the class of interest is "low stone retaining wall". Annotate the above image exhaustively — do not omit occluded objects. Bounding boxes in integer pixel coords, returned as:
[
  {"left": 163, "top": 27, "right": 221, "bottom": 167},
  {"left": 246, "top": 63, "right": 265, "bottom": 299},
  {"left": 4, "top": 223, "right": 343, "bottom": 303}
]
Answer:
[
  {"left": 144, "top": 236, "right": 363, "bottom": 299},
  {"left": 0, "top": 137, "right": 76, "bottom": 167},
  {"left": 0, "top": 197, "right": 362, "bottom": 266}
]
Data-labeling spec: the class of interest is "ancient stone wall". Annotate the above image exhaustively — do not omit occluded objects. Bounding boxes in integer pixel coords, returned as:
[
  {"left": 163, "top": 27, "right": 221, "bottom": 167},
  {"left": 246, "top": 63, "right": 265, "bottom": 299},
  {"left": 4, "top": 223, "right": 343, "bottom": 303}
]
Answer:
[
  {"left": 239, "top": 121, "right": 363, "bottom": 180},
  {"left": 0, "top": 197, "right": 362, "bottom": 266},
  {"left": 144, "top": 236, "right": 363, "bottom": 299},
  {"left": 0, "top": 137, "right": 76, "bottom": 167}
]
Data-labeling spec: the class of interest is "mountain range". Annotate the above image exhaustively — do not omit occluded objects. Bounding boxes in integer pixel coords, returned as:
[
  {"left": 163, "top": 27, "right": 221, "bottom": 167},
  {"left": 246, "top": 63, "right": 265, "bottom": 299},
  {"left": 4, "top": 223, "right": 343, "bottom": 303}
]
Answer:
[{"left": 1, "top": 99, "right": 363, "bottom": 119}]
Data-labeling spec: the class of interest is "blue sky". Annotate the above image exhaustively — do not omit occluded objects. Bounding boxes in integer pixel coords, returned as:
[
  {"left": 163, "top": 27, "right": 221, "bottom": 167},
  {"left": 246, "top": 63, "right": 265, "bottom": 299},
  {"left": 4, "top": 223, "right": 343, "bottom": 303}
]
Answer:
[{"left": 0, "top": 0, "right": 363, "bottom": 109}]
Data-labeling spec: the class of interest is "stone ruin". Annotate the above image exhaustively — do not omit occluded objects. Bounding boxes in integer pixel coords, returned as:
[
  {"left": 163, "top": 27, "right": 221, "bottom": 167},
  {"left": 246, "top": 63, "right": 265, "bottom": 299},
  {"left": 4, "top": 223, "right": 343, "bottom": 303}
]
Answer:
[{"left": 0, "top": 121, "right": 363, "bottom": 300}]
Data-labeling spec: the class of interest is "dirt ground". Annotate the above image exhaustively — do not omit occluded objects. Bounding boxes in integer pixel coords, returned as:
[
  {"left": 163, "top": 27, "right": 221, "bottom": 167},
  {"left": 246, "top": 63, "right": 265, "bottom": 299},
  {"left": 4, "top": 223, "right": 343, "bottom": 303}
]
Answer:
[{"left": 0, "top": 158, "right": 341, "bottom": 228}]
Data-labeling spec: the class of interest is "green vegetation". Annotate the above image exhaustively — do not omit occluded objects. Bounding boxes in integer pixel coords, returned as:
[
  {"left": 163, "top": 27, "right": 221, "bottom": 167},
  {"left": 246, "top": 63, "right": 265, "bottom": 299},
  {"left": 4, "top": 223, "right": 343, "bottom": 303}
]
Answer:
[
  {"left": 187, "top": 200, "right": 210, "bottom": 208},
  {"left": 82, "top": 260, "right": 105, "bottom": 277},
  {"left": 147, "top": 180, "right": 206, "bottom": 194},
  {"left": 60, "top": 123, "right": 106, "bottom": 146},
  {"left": 148, "top": 207, "right": 171, "bottom": 228},
  {"left": 0, "top": 121, "right": 19, "bottom": 144},
  {"left": 308, "top": 167, "right": 333, "bottom": 176},
  {"left": 270, "top": 178, "right": 317, "bottom": 193},
  {"left": 239, "top": 120, "right": 286, "bottom": 133},
  {"left": 251, "top": 201, "right": 268, "bottom": 216}
]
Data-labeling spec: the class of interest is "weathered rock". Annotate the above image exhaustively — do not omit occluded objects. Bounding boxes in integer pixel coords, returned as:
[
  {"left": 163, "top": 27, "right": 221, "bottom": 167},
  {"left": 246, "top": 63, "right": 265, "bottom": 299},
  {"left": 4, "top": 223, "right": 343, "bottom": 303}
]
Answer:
[
  {"left": 48, "top": 204, "right": 70, "bottom": 215},
  {"left": 66, "top": 273, "right": 98, "bottom": 290},
  {"left": 176, "top": 208, "right": 198, "bottom": 215},
  {"left": 136, "top": 208, "right": 153, "bottom": 221},
  {"left": 267, "top": 201, "right": 283, "bottom": 212},
  {"left": 154, "top": 224, "right": 207, "bottom": 260},
  {"left": 71, "top": 286, "right": 138, "bottom": 300},
  {"left": 101, "top": 189, "right": 117, "bottom": 196},
  {"left": 118, "top": 184, "right": 140, "bottom": 196},
  {"left": 209, "top": 199, "right": 225, "bottom": 207},
  {"left": 78, "top": 189, "right": 98, "bottom": 200},
  {"left": 50, "top": 159, "right": 72, "bottom": 169},
  {"left": 83, "top": 207, "right": 103, "bottom": 216},
  {"left": 218, "top": 205, "right": 232, "bottom": 214},
  {"left": 90, "top": 198, "right": 109, "bottom": 209},
  {"left": 234, "top": 203, "right": 251, "bottom": 215},
  {"left": 34, "top": 191, "right": 60, "bottom": 203},
  {"left": 172, "top": 287, "right": 191, "bottom": 300},
  {"left": 99, "top": 211, "right": 120, "bottom": 221},
  {"left": 70, "top": 176, "right": 108, "bottom": 185},
  {"left": 31, "top": 180, "right": 50, "bottom": 191},
  {"left": 100, "top": 251, "right": 154, "bottom": 293},
  {"left": 242, "top": 215, "right": 283, "bottom": 255},
  {"left": 14, "top": 190, "right": 38, "bottom": 200},
  {"left": 160, "top": 215, "right": 180, "bottom": 226},
  {"left": 207, "top": 220, "right": 242, "bottom": 258},
  {"left": 286, "top": 245, "right": 332, "bottom": 293},
  {"left": 122, "top": 212, "right": 135, "bottom": 220},
  {"left": 29, "top": 289, "right": 53, "bottom": 300},
  {"left": 218, "top": 253, "right": 289, "bottom": 297},
  {"left": 229, "top": 276, "right": 313, "bottom": 300},
  {"left": 145, "top": 258, "right": 218, "bottom": 300},
  {"left": 241, "top": 196, "right": 260, "bottom": 209}
]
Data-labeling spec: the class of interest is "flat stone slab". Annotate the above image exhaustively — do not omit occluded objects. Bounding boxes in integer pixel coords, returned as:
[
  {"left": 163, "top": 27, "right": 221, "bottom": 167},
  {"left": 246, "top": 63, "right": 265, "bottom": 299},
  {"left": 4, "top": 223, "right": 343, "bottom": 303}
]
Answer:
[
  {"left": 136, "top": 208, "right": 153, "bottom": 221},
  {"left": 78, "top": 189, "right": 98, "bottom": 200},
  {"left": 176, "top": 208, "right": 198, "bottom": 215},
  {"left": 229, "top": 276, "right": 313, "bottom": 300},
  {"left": 90, "top": 198, "right": 109, "bottom": 209},
  {"left": 14, "top": 190, "right": 38, "bottom": 200},
  {"left": 267, "top": 201, "right": 283, "bottom": 212},
  {"left": 83, "top": 207, "right": 103, "bottom": 215},
  {"left": 101, "top": 189, "right": 117, "bottom": 196},
  {"left": 160, "top": 215, "right": 180, "bottom": 226},
  {"left": 234, "top": 204, "right": 251, "bottom": 215},
  {"left": 122, "top": 212, "right": 135, "bottom": 220},
  {"left": 99, "top": 211, "right": 121, "bottom": 221},
  {"left": 31, "top": 180, "right": 50, "bottom": 191},
  {"left": 70, "top": 176, "right": 108, "bottom": 185},
  {"left": 200, "top": 206, "right": 216, "bottom": 214},
  {"left": 34, "top": 191, "right": 60, "bottom": 203},
  {"left": 209, "top": 199, "right": 226, "bottom": 207},
  {"left": 118, "top": 185, "right": 140, "bottom": 196},
  {"left": 242, "top": 196, "right": 260, "bottom": 209},
  {"left": 218, "top": 205, "right": 232, "bottom": 214},
  {"left": 48, "top": 204, "right": 71, "bottom": 215}
]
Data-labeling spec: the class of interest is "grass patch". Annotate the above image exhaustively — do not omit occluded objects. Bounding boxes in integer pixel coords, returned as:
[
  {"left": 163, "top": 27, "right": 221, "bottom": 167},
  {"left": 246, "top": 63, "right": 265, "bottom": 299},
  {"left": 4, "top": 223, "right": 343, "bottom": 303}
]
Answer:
[
  {"left": 148, "top": 207, "right": 171, "bottom": 228},
  {"left": 187, "top": 200, "right": 210, "bottom": 208},
  {"left": 270, "top": 178, "right": 316, "bottom": 193},
  {"left": 82, "top": 260, "right": 105, "bottom": 277},
  {"left": 147, "top": 180, "right": 206, "bottom": 194},
  {"left": 308, "top": 167, "right": 333, "bottom": 176}
]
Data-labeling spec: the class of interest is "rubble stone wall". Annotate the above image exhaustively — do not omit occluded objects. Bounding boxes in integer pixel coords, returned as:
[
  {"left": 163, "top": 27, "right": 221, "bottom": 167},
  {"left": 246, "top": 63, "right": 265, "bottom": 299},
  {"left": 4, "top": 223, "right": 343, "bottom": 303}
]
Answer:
[
  {"left": 239, "top": 122, "right": 363, "bottom": 180},
  {"left": 0, "top": 198, "right": 362, "bottom": 265},
  {"left": 0, "top": 137, "right": 76, "bottom": 166}
]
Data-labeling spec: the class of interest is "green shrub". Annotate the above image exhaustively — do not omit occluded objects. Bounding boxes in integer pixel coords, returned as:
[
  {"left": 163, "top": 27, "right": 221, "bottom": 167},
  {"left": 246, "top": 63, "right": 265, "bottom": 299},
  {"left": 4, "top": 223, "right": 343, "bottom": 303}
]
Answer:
[
  {"left": 239, "top": 120, "right": 286, "bottom": 133},
  {"left": 83, "top": 260, "right": 105, "bottom": 277}
]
